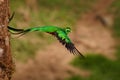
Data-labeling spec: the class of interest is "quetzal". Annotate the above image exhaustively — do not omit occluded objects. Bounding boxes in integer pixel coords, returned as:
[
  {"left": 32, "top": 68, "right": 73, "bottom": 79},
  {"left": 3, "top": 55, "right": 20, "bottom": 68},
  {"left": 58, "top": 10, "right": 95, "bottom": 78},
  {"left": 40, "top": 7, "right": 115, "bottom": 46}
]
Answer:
[{"left": 8, "top": 26, "right": 84, "bottom": 58}]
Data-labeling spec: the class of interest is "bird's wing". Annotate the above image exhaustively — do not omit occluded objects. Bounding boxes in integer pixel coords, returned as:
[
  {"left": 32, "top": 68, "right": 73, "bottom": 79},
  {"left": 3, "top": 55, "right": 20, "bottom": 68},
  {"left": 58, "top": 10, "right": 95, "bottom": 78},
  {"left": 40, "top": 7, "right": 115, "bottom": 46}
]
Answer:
[{"left": 48, "top": 31, "right": 84, "bottom": 58}]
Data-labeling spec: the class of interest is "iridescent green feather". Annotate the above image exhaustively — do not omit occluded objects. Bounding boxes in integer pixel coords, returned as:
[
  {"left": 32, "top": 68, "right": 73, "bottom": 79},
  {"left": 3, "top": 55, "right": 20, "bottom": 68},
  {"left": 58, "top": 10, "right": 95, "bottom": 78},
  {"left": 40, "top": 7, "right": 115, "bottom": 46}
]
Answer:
[{"left": 8, "top": 26, "right": 84, "bottom": 58}]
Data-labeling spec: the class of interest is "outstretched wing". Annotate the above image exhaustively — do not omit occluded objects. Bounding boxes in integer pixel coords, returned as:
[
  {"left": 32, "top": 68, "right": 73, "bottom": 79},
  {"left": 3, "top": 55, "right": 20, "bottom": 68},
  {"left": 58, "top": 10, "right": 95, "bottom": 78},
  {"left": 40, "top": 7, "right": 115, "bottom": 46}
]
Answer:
[{"left": 48, "top": 32, "right": 84, "bottom": 58}]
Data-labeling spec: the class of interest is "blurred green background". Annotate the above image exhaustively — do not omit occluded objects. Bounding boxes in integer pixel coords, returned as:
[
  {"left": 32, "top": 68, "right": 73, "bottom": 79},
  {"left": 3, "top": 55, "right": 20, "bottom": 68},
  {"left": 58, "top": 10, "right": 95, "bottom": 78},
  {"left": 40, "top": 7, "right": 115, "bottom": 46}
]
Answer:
[{"left": 9, "top": 0, "right": 120, "bottom": 80}]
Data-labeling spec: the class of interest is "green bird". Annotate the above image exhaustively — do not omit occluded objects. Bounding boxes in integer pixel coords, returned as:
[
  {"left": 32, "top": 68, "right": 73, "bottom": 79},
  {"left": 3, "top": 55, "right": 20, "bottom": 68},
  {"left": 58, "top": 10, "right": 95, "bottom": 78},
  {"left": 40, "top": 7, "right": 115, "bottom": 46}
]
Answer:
[{"left": 8, "top": 26, "right": 84, "bottom": 58}]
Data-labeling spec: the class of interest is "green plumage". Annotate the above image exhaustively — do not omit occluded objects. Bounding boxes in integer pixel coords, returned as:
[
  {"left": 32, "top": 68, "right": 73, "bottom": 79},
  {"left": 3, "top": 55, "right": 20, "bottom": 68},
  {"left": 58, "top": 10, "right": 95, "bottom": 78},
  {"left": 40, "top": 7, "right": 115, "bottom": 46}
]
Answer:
[
  {"left": 8, "top": 26, "right": 84, "bottom": 58},
  {"left": 29, "top": 26, "right": 71, "bottom": 43}
]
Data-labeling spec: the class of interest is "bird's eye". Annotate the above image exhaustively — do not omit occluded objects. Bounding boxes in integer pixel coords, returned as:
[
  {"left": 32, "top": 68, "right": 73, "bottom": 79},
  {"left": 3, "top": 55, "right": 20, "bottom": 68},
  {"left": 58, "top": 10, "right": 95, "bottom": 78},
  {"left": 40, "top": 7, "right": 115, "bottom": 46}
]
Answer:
[
  {"left": 66, "top": 29, "right": 70, "bottom": 32},
  {"left": 65, "top": 27, "right": 71, "bottom": 34}
]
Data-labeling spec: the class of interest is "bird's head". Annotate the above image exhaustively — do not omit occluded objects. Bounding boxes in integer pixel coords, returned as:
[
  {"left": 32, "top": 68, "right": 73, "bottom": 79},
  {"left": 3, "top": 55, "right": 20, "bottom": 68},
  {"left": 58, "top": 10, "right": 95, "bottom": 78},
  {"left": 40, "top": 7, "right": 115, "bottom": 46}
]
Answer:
[{"left": 64, "top": 27, "right": 71, "bottom": 34}]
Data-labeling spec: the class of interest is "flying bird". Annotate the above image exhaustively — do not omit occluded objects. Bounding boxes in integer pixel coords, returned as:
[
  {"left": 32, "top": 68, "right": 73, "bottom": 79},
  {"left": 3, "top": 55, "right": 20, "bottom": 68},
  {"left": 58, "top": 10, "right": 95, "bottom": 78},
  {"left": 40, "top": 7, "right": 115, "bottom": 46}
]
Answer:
[{"left": 8, "top": 26, "right": 84, "bottom": 58}]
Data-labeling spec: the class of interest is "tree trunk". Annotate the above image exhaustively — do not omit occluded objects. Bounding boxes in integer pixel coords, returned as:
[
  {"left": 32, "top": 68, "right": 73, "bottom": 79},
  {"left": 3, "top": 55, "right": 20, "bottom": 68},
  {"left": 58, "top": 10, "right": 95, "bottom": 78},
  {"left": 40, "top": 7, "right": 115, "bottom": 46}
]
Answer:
[{"left": 0, "top": 0, "right": 14, "bottom": 80}]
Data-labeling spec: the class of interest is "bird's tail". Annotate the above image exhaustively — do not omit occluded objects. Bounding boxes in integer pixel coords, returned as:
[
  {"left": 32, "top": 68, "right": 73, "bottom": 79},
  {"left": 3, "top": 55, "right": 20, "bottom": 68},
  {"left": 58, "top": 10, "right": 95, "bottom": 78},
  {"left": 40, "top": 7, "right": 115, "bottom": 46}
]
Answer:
[
  {"left": 8, "top": 12, "right": 33, "bottom": 37},
  {"left": 8, "top": 26, "right": 32, "bottom": 37},
  {"left": 8, "top": 26, "right": 24, "bottom": 32}
]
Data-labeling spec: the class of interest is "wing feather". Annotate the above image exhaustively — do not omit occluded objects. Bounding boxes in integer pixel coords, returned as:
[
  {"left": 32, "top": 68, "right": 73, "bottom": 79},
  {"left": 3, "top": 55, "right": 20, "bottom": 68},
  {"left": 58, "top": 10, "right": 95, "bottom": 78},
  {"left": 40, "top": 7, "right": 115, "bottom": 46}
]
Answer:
[{"left": 48, "top": 32, "right": 84, "bottom": 58}]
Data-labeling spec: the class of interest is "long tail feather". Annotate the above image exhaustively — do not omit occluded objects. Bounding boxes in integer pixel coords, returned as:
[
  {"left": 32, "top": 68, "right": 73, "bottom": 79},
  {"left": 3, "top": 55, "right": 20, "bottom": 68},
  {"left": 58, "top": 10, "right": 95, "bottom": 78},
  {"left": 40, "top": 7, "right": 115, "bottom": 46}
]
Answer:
[
  {"left": 8, "top": 26, "right": 32, "bottom": 38},
  {"left": 8, "top": 26, "right": 24, "bottom": 32},
  {"left": 9, "top": 12, "right": 15, "bottom": 23}
]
